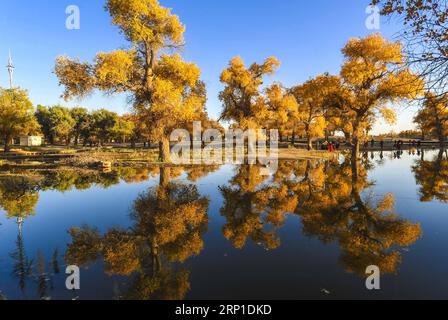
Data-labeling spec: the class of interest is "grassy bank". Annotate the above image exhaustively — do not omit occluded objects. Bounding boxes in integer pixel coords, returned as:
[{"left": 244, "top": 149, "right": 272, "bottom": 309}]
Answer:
[{"left": 1, "top": 142, "right": 441, "bottom": 169}]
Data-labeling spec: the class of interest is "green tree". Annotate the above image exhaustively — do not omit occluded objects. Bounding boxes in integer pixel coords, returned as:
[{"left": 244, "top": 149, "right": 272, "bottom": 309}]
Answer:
[
  {"left": 48, "top": 105, "right": 75, "bottom": 145},
  {"left": 91, "top": 109, "right": 118, "bottom": 146},
  {"left": 111, "top": 115, "right": 135, "bottom": 144},
  {"left": 0, "top": 88, "right": 39, "bottom": 152},
  {"left": 36, "top": 105, "right": 76, "bottom": 145},
  {"left": 70, "top": 107, "right": 89, "bottom": 145},
  {"left": 35, "top": 105, "right": 52, "bottom": 144}
]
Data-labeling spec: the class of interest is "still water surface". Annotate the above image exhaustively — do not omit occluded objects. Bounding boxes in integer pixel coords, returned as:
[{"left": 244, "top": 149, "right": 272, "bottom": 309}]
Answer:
[{"left": 0, "top": 149, "right": 447, "bottom": 300}]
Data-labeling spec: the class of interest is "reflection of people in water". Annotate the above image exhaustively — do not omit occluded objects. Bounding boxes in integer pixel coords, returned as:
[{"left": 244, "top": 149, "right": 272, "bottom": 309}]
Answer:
[
  {"left": 393, "top": 150, "right": 404, "bottom": 159},
  {"left": 65, "top": 167, "right": 211, "bottom": 300}
]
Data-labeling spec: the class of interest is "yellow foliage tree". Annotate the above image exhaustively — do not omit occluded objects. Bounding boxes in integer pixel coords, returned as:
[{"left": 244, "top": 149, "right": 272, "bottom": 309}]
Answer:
[
  {"left": 0, "top": 88, "right": 39, "bottom": 152},
  {"left": 219, "top": 56, "right": 280, "bottom": 129},
  {"left": 54, "top": 0, "right": 205, "bottom": 162},
  {"left": 0, "top": 176, "right": 40, "bottom": 223},
  {"left": 414, "top": 93, "right": 448, "bottom": 147},
  {"left": 264, "top": 83, "right": 298, "bottom": 142},
  {"left": 220, "top": 165, "right": 298, "bottom": 250},
  {"left": 293, "top": 158, "right": 421, "bottom": 276},
  {"left": 65, "top": 167, "right": 210, "bottom": 300},
  {"left": 327, "top": 33, "right": 424, "bottom": 158},
  {"left": 413, "top": 150, "right": 448, "bottom": 203},
  {"left": 291, "top": 74, "right": 341, "bottom": 150}
]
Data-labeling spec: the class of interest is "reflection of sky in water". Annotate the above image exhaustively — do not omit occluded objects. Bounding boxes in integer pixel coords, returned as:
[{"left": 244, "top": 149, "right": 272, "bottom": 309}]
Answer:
[{"left": 0, "top": 150, "right": 447, "bottom": 300}]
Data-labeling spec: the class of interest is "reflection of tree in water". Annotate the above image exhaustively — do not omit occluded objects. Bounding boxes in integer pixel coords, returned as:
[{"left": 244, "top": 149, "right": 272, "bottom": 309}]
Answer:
[
  {"left": 219, "top": 158, "right": 422, "bottom": 275},
  {"left": 39, "top": 167, "right": 159, "bottom": 192},
  {"left": 184, "top": 165, "right": 221, "bottom": 182},
  {"left": 0, "top": 176, "right": 40, "bottom": 227},
  {"left": 9, "top": 225, "right": 33, "bottom": 296},
  {"left": 0, "top": 166, "right": 165, "bottom": 299},
  {"left": 0, "top": 176, "right": 38, "bottom": 296},
  {"left": 295, "top": 158, "right": 422, "bottom": 275},
  {"left": 220, "top": 165, "right": 298, "bottom": 250},
  {"left": 65, "top": 167, "right": 210, "bottom": 300},
  {"left": 36, "top": 251, "right": 51, "bottom": 300},
  {"left": 413, "top": 150, "right": 448, "bottom": 203},
  {"left": 0, "top": 176, "right": 61, "bottom": 299}
]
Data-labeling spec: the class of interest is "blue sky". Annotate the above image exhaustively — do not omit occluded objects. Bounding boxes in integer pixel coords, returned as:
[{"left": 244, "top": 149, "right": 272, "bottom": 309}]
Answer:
[{"left": 0, "top": 0, "right": 415, "bottom": 134}]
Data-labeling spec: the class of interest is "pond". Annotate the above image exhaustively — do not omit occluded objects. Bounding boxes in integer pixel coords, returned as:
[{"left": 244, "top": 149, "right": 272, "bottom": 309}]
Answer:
[{"left": 0, "top": 149, "right": 447, "bottom": 300}]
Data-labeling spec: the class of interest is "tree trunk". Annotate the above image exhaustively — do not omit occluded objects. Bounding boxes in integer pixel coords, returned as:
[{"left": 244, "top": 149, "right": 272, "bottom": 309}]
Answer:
[
  {"left": 307, "top": 136, "right": 313, "bottom": 151},
  {"left": 351, "top": 144, "right": 359, "bottom": 181},
  {"left": 4, "top": 134, "right": 12, "bottom": 152},
  {"left": 437, "top": 126, "right": 446, "bottom": 149},
  {"left": 291, "top": 130, "right": 296, "bottom": 147},
  {"left": 159, "top": 167, "right": 171, "bottom": 188},
  {"left": 159, "top": 137, "right": 171, "bottom": 163},
  {"left": 351, "top": 119, "right": 361, "bottom": 180}
]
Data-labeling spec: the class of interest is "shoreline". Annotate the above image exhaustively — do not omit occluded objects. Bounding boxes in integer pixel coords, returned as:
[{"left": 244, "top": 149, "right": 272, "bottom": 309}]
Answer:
[{"left": 0, "top": 145, "right": 445, "bottom": 171}]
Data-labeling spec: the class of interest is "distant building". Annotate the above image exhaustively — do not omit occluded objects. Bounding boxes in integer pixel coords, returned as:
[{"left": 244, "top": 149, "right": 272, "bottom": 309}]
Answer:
[{"left": 19, "top": 136, "right": 43, "bottom": 147}]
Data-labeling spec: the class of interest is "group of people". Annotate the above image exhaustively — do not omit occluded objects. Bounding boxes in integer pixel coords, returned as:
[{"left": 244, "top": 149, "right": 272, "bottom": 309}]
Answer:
[
  {"left": 318, "top": 138, "right": 424, "bottom": 152},
  {"left": 393, "top": 139, "right": 421, "bottom": 150},
  {"left": 362, "top": 139, "right": 422, "bottom": 151},
  {"left": 321, "top": 141, "right": 341, "bottom": 153}
]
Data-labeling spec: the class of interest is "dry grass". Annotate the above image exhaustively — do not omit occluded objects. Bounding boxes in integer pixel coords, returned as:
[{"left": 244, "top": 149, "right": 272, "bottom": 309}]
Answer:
[{"left": 277, "top": 148, "right": 334, "bottom": 160}]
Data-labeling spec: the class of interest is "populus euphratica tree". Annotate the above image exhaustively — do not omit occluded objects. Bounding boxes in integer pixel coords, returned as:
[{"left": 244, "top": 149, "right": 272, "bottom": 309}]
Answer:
[
  {"left": 414, "top": 92, "right": 448, "bottom": 148},
  {"left": 291, "top": 74, "right": 341, "bottom": 150},
  {"left": 372, "top": 0, "right": 448, "bottom": 94},
  {"left": 327, "top": 33, "right": 424, "bottom": 158},
  {"left": 219, "top": 56, "right": 280, "bottom": 129},
  {"left": 54, "top": 0, "right": 206, "bottom": 162}
]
